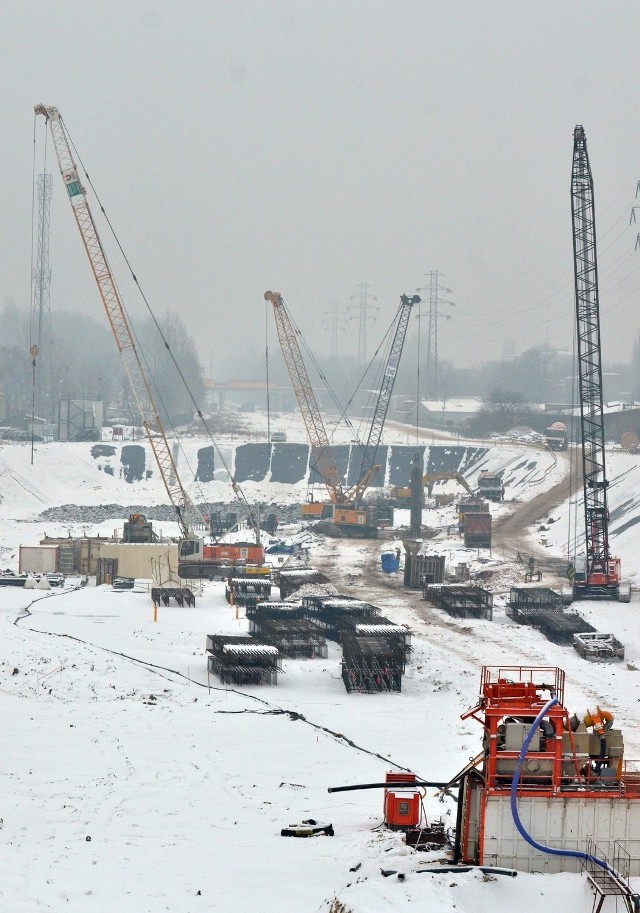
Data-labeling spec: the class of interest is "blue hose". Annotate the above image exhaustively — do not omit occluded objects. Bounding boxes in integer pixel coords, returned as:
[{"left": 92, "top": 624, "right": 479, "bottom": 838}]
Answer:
[{"left": 510, "top": 695, "right": 617, "bottom": 873}]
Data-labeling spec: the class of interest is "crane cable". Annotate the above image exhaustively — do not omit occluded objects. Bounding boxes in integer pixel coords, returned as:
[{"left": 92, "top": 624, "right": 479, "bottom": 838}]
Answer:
[
  {"left": 280, "top": 300, "right": 361, "bottom": 445},
  {"left": 61, "top": 117, "right": 256, "bottom": 525},
  {"left": 29, "top": 114, "right": 38, "bottom": 465}
]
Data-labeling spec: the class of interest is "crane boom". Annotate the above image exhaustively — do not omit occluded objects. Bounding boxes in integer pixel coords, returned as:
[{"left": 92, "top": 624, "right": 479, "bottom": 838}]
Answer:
[
  {"left": 35, "top": 104, "right": 196, "bottom": 537},
  {"left": 570, "top": 124, "right": 627, "bottom": 600},
  {"left": 355, "top": 293, "right": 420, "bottom": 497},
  {"left": 265, "top": 291, "right": 345, "bottom": 502}
]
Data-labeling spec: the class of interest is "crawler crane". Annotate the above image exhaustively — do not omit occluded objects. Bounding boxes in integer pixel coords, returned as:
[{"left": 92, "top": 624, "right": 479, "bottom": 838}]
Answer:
[
  {"left": 36, "top": 104, "right": 261, "bottom": 578},
  {"left": 569, "top": 125, "right": 629, "bottom": 601},
  {"left": 266, "top": 291, "right": 419, "bottom": 536}
]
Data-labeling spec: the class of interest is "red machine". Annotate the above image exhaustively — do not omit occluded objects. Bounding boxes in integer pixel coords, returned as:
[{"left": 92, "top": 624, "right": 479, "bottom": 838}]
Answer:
[
  {"left": 203, "top": 543, "right": 264, "bottom": 565},
  {"left": 457, "top": 666, "right": 639, "bottom": 873},
  {"left": 383, "top": 771, "right": 420, "bottom": 829}
]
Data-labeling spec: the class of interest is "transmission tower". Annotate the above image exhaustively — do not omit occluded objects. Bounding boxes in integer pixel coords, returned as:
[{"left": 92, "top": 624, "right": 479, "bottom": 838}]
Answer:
[
  {"left": 32, "top": 172, "right": 53, "bottom": 419},
  {"left": 348, "top": 282, "right": 378, "bottom": 367},
  {"left": 416, "top": 270, "right": 454, "bottom": 400},
  {"left": 323, "top": 302, "right": 344, "bottom": 359}
]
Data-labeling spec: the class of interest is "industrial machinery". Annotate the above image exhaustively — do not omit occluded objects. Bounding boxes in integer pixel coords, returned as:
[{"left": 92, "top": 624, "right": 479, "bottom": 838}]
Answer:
[
  {"left": 457, "top": 665, "right": 640, "bottom": 874},
  {"left": 391, "top": 471, "right": 473, "bottom": 499},
  {"left": 265, "top": 291, "right": 418, "bottom": 536},
  {"left": 37, "top": 104, "right": 263, "bottom": 579},
  {"left": 544, "top": 421, "right": 568, "bottom": 451},
  {"left": 122, "top": 513, "right": 155, "bottom": 543},
  {"left": 569, "top": 125, "right": 629, "bottom": 601},
  {"left": 477, "top": 471, "right": 504, "bottom": 502}
]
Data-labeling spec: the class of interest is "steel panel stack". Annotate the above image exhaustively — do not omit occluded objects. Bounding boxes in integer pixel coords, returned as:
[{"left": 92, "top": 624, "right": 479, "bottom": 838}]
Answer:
[{"left": 205, "top": 634, "right": 282, "bottom": 686}]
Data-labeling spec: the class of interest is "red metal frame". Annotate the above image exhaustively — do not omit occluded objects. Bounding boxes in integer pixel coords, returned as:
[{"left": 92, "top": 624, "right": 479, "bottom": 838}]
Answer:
[{"left": 459, "top": 666, "right": 640, "bottom": 865}]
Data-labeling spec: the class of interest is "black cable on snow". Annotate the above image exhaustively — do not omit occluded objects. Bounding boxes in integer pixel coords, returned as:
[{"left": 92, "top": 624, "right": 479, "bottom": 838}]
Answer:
[{"left": 15, "top": 591, "right": 422, "bottom": 778}]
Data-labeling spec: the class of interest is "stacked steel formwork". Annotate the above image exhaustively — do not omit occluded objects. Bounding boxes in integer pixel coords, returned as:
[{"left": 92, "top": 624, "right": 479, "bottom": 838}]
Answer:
[
  {"left": 277, "top": 567, "right": 332, "bottom": 599},
  {"left": 250, "top": 617, "right": 328, "bottom": 659},
  {"left": 403, "top": 552, "right": 445, "bottom": 589},
  {"left": 151, "top": 587, "right": 196, "bottom": 608},
  {"left": 340, "top": 618, "right": 411, "bottom": 663},
  {"left": 341, "top": 634, "right": 404, "bottom": 693},
  {"left": 225, "top": 576, "right": 272, "bottom": 607},
  {"left": 245, "top": 600, "right": 328, "bottom": 658},
  {"left": 246, "top": 600, "right": 306, "bottom": 632},
  {"left": 206, "top": 634, "right": 282, "bottom": 686},
  {"left": 507, "top": 587, "right": 595, "bottom": 645},
  {"left": 302, "top": 597, "right": 380, "bottom": 641},
  {"left": 424, "top": 584, "right": 493, "bottom": 620}
]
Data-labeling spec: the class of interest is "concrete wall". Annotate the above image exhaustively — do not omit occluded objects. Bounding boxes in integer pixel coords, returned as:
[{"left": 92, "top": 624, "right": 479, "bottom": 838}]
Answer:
[
  {"left": 19, "top": 545, "right": 59, "bottom": 574},
  {"left": 97, "top": 542, "right": 179, "bottom": 580}
]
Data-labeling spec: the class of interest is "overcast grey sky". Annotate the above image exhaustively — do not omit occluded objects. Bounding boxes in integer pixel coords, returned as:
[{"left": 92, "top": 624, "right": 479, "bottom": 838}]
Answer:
[{"left": 2, "top": 1, "right": 640, "bottom": 377}]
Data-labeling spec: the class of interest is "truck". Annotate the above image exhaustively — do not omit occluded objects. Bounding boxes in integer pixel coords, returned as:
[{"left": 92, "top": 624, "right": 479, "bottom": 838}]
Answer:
[
  {"left": 544, "top": 421, "right": 568, "bottom": 451},
  {"left": 477, "top": 471, "right": 504, "bottom": 502}
]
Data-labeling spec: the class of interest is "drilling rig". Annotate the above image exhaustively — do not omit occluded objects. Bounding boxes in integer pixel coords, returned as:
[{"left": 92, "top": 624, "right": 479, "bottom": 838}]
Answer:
[{"left": 569, "top": 125, "right": 629, "bottom": 602}]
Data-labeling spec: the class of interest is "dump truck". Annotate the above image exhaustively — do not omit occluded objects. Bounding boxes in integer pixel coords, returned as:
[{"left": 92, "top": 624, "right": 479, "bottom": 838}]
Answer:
[
  {"left": 477, "top": 471, "right": 504, "bottom": 502},
  {"left": 545, "top": 421, "right": 568, "bottom": 451}
]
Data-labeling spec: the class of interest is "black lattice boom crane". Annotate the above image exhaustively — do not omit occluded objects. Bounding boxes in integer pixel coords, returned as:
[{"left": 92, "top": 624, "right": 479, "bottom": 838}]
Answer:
[
  {"left": 570, "top": 124, "right": 629, "bottom": 601},
  {"left": 354, "top": 293, "right": 420, "bottom": 503}
]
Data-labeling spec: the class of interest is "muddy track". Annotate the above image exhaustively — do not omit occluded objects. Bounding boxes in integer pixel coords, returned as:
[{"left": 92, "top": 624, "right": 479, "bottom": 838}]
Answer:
[
  {"left": 310, "top": 454, "right": 580, "bottom": 660},
  {"left": 493, "top": 452, "right": 581, "bottom": 576}
]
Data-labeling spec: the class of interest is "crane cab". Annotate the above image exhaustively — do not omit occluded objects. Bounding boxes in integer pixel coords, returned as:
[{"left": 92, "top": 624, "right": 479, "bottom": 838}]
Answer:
[
  {"left": 571, "top": 555, "right": 630, "bottom": 602},
  {"left": 179, "top": 535, "right": 205, "bottom": 559}
]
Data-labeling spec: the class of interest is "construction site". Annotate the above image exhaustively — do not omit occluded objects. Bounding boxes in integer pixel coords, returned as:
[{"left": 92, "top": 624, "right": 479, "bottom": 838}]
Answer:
[{"left": 0, "top": 1, "right": 639, "bottom": 905}]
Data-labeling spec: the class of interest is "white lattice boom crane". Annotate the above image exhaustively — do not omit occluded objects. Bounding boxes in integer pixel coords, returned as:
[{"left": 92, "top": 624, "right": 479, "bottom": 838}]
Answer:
[{"left": 35, "top": 104, "right": 199, "bottom": 538}]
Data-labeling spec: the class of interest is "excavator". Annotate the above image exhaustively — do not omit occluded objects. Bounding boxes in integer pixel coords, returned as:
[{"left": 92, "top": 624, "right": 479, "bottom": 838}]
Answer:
[
  {"left": 390, "top": 471, "right": 473, "bottom": 500},
  {"left": 37, "top": 104, "right": 264, "bottom": 579},
  {"left": 266, "top": 291, "right": 419, "bottom": 537}
]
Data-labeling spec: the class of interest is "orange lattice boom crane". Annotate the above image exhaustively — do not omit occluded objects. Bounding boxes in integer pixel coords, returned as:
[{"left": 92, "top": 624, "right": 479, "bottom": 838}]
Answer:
[{"left": 37, "top": 104, "right": 263, "bottom": 578}]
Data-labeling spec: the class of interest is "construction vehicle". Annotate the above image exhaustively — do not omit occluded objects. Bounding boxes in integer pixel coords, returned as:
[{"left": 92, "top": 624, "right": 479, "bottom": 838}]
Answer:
[
  {"left": 477, "top": 470, "right": 504, "bottom": 502},
  {"left": 544, "top": 421, "right": 568, "bottom": 451},
  {"left": 266, "top": 291, "right": 419, "bottom": 536},
  {"left": 37, "top": 104, "right": 264, "bottom": 579},
  {"left": 569, "top": 125, "right": 629, "bottom": 601},
  {"left": 391, "top": 471, "right": 473, "bottom": 499}
]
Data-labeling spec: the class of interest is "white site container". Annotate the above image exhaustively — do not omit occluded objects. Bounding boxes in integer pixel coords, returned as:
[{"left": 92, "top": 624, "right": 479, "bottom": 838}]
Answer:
[
  {"left": 18, "top": 545, "right": 59, "bottom": 575},
  {"left": 482, "top": 795, "right": 640, "bottom": 874}
]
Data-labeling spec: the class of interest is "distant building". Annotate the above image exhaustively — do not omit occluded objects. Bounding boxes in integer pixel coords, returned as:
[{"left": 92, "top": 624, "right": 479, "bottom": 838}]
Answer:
[
  {"left": 418, "top": 397, "right": 485, "bottom": 430},
  {"left": 57, "top": 398, "right": 103, "bottom": 442}
]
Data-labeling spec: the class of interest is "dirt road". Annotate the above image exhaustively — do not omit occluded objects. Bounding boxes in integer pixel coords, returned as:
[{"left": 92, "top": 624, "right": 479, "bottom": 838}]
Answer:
[{"left": 493, "top": 452, "right": 580, "bottom": 578}]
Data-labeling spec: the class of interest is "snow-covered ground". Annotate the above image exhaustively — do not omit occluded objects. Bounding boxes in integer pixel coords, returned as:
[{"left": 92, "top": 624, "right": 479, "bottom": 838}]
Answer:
[{"left": 1, "top": 434, "right": 640, "bottom": 911}]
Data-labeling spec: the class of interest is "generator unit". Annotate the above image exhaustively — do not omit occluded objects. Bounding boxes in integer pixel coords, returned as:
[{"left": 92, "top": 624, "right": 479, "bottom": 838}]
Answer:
[
  {"left": 383, "top": 771, "right": 420, "bottom": 829},
  {"left": 457, "top": 666, "right": 640, "bottom": 874}
]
